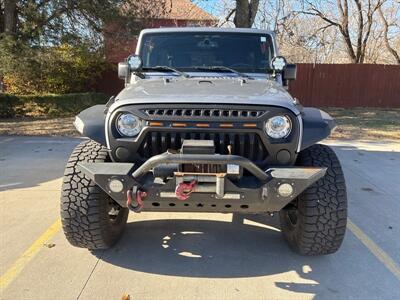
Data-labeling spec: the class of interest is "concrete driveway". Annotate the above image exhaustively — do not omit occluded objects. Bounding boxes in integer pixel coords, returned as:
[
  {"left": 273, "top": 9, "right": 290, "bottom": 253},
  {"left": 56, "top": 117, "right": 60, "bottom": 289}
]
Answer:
[{"left": 0, "top": 136, "right": 399, "bottom": 300}]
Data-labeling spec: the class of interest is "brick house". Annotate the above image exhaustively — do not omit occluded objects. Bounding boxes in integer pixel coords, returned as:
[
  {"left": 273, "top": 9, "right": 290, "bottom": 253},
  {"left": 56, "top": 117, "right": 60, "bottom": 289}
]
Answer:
[{"left": 97, "top": 0, "right": 216, "bottom": 95}]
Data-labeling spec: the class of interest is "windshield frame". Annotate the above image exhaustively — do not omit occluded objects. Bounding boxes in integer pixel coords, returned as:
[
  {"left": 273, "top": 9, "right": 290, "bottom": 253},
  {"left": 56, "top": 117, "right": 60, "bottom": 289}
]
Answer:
[{"left": 136, "top": 30, "right": 277, "bottom": 75}]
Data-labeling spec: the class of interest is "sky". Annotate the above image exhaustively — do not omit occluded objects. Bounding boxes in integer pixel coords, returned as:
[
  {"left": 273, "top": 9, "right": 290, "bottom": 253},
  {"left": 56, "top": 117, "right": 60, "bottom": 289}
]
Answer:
[{"left": 195, "top": 0, "right": 221, "bottom": 16}]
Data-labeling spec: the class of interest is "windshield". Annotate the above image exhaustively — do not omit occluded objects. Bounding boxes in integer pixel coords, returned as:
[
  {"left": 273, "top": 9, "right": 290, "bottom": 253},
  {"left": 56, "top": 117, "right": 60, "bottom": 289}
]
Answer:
[{"left": 139, "top": 32, "right": 275, "bottom": 73}]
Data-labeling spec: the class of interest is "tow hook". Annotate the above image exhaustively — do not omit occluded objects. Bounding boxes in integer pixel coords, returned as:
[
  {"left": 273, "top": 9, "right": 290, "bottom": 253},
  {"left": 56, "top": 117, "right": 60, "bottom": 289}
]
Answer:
[
  {"left": 126, "top": 188, "right": 147, "bottom": 212},
  {"left": 175, "top": 180, "right": 197, "bottom": 201}
]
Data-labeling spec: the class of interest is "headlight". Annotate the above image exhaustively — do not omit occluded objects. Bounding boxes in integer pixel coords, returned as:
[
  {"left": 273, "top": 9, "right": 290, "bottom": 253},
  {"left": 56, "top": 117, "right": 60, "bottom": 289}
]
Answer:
[
  {"left": 265, "top": 115, "right": 292, "bottom": 139},
  {"left": 116, "top": 113, "right": 142, "bottom": 137}
]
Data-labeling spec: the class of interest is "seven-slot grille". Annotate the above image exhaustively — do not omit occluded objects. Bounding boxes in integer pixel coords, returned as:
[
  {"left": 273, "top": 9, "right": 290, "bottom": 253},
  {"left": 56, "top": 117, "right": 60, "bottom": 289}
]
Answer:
[
  {"left": 141, "top": 108, "right": 266, "bottom": 118},
  {"left": 138, "top": 131, "right": 268, "bottom": 164}
]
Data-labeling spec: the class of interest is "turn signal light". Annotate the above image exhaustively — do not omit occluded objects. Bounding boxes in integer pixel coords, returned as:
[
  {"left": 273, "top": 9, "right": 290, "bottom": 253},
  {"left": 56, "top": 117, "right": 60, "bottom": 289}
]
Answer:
[
  {"left": 196, "top": 123, "right": 210, "bottom": 128},
  {"left": 172, "top": 123, "right": 187, "bottom": 127},
  {"left": 149, "top": 122, "right": 164, "bottom": 127},
  {"left": 243, "top": 123, "right": 257, "bottom": 128},
  {"left": 219, "top": 123, "right": 234, "bottom": 128}
]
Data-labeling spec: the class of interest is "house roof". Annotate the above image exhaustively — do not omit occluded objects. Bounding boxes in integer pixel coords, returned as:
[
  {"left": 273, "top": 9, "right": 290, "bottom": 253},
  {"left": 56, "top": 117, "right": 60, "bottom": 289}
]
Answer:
[
  {"left": 164, "top": 0, "right": 216, "bottom": 21},
  {"left": 121, "top": 0, "right": 215, "bottom": 21}
]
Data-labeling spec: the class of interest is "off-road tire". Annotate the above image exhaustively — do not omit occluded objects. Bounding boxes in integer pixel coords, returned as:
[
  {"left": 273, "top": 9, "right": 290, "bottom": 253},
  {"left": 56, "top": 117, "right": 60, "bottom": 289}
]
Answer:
[
  {"left": 60, "top": 140, "right": 129, "bottom": 249},
  {"left": 279, "top": 144, "right": 347, "bottom": 255}
]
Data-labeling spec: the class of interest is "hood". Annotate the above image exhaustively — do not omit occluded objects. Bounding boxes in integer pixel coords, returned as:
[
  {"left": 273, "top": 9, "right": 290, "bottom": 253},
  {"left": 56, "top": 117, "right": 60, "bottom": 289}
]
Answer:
[{"left": 112, "top": 77, "right": 300, "bottom": 115}]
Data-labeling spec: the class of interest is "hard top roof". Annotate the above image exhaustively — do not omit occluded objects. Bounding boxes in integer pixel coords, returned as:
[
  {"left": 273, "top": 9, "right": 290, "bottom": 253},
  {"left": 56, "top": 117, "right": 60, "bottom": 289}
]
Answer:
[{"left": 139, "top": 27, "right": 275, "bottom": 36}]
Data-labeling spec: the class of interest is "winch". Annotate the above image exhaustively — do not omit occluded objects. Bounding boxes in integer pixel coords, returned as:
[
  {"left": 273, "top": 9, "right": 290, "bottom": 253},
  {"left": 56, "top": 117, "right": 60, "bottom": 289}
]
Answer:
[
  {"left": 152, "top": 140, "right": 242, "bottom": 182},
  {"left": 155, "top": 140, "right": 243, "bottom": 200}
]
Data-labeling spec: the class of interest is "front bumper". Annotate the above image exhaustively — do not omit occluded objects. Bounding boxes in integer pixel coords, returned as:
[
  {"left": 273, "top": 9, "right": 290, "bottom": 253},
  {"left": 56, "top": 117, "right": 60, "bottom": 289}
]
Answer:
[{"left": 78, "top": 152, "right": 326, "bottom": 213}]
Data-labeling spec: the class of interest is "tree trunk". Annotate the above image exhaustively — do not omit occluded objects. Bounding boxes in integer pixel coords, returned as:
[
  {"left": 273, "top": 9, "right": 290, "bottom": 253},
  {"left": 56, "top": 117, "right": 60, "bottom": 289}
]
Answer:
[
  {"left": 4, "top": 0, "right": 17, "bottom": 34},
  {"left": 234, "top": 0, "right": 260, "bottom": 28},
  {"left": 1, "top": 1, "right": 4, "bottom": 33}
]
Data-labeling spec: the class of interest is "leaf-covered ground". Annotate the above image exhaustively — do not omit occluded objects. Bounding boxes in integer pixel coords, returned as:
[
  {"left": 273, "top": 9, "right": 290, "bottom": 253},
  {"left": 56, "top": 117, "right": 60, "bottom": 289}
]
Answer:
[
  {"left": 326, "top": 108, "right": 400, "bottom": 140},
  {"left": 0, "top": 108, "right": 399, "bottom": 141}
]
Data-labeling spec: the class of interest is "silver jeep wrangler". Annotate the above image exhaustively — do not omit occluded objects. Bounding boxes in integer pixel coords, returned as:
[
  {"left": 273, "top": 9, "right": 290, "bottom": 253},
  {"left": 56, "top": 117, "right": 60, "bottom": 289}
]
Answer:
[{"left": 61, "top": 28, "right": 347, "bottom": 256}]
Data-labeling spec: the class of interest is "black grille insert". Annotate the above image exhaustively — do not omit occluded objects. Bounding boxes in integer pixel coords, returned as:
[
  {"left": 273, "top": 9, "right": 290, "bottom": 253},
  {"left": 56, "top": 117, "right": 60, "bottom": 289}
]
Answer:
[
  {"left": 141, "top": 108, "right": 265, "bottom": 119},
  {"left": 138, "top": 131, "right": 268, "bottom": 163}
]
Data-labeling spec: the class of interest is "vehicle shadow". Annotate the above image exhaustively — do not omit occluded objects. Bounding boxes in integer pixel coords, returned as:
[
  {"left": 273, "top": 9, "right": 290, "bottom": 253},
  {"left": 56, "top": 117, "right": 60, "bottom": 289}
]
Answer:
[{"left": 94, "top": 214, "right": 345, "bottom": 297}]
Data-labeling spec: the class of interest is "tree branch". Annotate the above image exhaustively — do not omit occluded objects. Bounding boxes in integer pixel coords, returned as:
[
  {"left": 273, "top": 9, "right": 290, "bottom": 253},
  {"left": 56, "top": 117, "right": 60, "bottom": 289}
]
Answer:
[
  {"left": 353, "top": 0, "right": 364, "bottom": 62},
  {"left": 221, "top": 8, "right": 236, "bottom": 26},
  {"left": 300, "top": 10, "right": 340, "bottom": 27},
  {"left": 378, "top": 3, "right": 400, "bottom": 64}
]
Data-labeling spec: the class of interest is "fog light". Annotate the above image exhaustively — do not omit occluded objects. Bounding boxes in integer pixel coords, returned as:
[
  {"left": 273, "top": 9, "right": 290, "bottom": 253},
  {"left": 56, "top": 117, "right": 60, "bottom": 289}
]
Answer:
[
  {"left": 278, "top": 183, "right": 293, "bottom": 197},
  {"left": 109, "top": 179, "right": 124, "bottom": 193}
]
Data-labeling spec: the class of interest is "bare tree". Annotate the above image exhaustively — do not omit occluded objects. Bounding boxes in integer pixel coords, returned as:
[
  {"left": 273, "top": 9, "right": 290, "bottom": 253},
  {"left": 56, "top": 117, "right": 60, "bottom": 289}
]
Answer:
[
  {"left": 255, "top": 0, "right": 336, "bottom": 63},
  {"left": 219, "top": 0, "right": 260, "bottom": 28},
  {"left": 234, "top": 0, "right": 260, "bottom": 27},
  {"left": 218, "top": 0, "right": 399, "bottom": 64},
  {"left": 300, "top": 0, "right": 386, "bottom": 63},
  {"left": 378, "top": 4, "right": 400, "bottom": 64}
]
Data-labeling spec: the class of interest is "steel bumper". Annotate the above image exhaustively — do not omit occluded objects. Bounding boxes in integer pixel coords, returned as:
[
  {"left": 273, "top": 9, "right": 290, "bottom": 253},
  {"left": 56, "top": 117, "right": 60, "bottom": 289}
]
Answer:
[{"left": 77, "top": 152, "right": 326, "bottom": 213}]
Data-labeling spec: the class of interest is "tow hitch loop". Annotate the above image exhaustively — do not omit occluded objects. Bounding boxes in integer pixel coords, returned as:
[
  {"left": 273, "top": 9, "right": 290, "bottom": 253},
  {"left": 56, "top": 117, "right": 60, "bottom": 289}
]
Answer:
[
  {"left": 126, "top": 188, "right": 147, "bottom": 212},
  {"left": 175, "top": 180, "right": 198, "bottom": 201}
]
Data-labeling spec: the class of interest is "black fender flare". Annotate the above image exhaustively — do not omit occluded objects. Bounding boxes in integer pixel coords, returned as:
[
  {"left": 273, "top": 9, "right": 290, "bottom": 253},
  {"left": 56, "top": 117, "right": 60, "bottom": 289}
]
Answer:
[
  {"left": 300, "top": 108, "right": 336, "bottom": 151},
  {"left": 74, "top": 105, "right": 107, "bottom": 146}
]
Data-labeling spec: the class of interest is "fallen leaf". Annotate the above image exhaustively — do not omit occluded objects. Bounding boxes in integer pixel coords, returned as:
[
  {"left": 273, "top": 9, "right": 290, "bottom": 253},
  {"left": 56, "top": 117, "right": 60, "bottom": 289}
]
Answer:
[{"left": 121, "top": 294, "right": 130, "bottom": 300}]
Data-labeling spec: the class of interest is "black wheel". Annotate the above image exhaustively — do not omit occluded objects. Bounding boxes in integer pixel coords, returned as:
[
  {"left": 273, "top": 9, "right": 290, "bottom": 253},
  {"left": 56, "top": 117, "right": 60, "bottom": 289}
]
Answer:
[
  {"left": 279, "top": 144, "right": 347, "bottom": 255},
  {"left": 60, "top": 140, "right": 129, "bottom": 249}
]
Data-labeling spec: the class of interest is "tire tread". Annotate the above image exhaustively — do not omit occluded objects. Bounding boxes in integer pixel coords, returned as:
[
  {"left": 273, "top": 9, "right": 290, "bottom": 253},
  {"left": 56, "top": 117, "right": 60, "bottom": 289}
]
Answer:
[
  {"left": 60, "top": 140, "right": 128, "bottom": 249},
  {"left": 280, "top": 144, "right": 348, "bottom": 255}
]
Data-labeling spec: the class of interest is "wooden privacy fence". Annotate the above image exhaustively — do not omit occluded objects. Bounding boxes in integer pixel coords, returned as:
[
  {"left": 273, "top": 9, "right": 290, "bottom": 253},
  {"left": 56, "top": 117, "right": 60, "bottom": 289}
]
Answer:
[
  {"left": 288, "top": 64, "right": 400, "bottom": 107},
  {"left": 95, "top": 64, "right": 400, "bottom": 107}
]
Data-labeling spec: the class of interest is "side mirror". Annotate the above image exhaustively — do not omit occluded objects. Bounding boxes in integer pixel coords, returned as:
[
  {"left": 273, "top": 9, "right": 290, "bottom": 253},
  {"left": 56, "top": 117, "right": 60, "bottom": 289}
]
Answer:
[
  {"left": 283, "top": 64, "right": 297, "bottom": 88},
  {"left": 118, "top": 55, "right": 143, "bottom": 81},
  {"left": 270, "top": 56, "right": 287, "bottom": 73},
  {"left": 118, "top": 62, "right": 129, "bottom": 79},
  {"left": 283, "top": 64, "right": 297, "bottom": 81}
]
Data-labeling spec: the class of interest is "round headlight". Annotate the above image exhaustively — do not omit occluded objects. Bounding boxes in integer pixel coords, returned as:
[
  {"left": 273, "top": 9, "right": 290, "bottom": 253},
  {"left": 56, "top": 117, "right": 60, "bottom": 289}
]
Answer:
[
  {"left": 116, "top": 113, "right": 142, "bottom": 137},
  {"left": 265, "top": 115, "right": 292, "bottom": 139}
]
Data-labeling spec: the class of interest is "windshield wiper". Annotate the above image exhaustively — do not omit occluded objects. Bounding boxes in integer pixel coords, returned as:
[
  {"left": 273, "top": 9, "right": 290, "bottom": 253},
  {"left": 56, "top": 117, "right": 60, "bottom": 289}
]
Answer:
[
  {"left": 193, "top": 66, "right": 253, "bottom": 79},
  {"left": 142, "top": 66, "right": 190, "bottom": 78}
]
